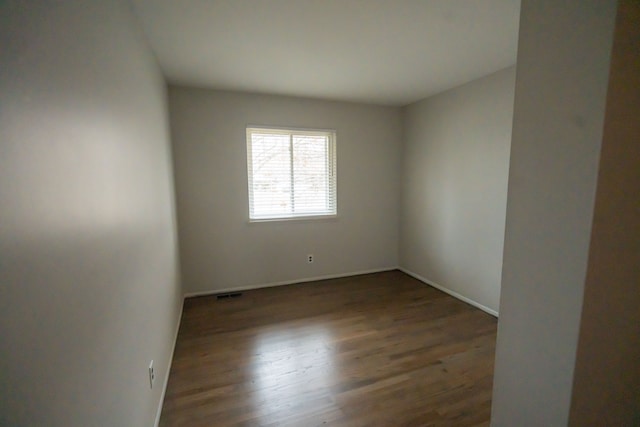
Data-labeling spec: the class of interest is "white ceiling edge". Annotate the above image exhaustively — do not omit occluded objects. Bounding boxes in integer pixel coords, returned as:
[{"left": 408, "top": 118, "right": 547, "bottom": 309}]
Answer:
[{"left": 163, "top": 63, "right": 518, "bottom": 108}]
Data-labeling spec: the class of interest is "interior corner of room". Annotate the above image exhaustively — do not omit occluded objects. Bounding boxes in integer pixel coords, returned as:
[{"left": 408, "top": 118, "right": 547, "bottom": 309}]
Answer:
[{"left": 1, "top": 0, "right": 638, "bottom": 426}]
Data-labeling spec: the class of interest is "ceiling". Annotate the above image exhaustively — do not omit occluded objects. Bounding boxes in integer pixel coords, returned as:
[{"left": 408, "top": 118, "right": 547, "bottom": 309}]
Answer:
[{"left": 131, "top": 0, "right": 520, "bottom": 106}]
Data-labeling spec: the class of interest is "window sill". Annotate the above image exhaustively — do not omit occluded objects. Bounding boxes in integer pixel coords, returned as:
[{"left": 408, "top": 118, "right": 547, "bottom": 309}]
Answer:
[{"left": 248, "top": 214, "right": 338, "bottom": 224}]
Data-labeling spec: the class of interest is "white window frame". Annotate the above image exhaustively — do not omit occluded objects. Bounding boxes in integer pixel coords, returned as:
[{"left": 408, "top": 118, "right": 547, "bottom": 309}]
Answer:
[{"left": 246, "top": 126, "right": 337, "bottom": 222}]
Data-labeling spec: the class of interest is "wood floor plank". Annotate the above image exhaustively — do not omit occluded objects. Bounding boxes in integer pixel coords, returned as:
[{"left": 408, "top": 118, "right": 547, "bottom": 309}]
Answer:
[{"left": 159, "top": 270, "right": 497, "bottom": 426}]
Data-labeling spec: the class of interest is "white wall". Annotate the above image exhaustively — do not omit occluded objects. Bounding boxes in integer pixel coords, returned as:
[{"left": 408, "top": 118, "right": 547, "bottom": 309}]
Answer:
[
  {"left": 399, "top": 67, "right": 516, "bottom": 314},
  {"left": 0, "top": 1, "right": 182, "bottom": 426},
  {"left": 491, "top": 0, "right": 617, "bottom": 425},
  {"left": 169, "top": 88, "right": 402, "bottom": 294}
]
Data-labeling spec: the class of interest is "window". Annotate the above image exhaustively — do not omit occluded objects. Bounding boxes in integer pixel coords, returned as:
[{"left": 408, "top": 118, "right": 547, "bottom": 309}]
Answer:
[{"left": 246, "top": 127, "right": 337, "bottom": 221}]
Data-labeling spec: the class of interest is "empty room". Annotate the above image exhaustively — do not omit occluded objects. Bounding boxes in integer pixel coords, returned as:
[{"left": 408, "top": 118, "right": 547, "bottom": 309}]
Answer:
[{"left": 1, "top": 1, "right": 638, "bottom": 426}]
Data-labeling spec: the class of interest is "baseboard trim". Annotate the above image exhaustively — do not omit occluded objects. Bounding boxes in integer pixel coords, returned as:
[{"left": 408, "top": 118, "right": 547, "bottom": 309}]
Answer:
[
  {"left": 154, "top": 297, "right": 184, "bottom": 427},
  {"left": 183, "top": 267, "right": 398, "bottom": 299},
  {"left": 398, "top": 267, "right": 499, "bottom": 318}
]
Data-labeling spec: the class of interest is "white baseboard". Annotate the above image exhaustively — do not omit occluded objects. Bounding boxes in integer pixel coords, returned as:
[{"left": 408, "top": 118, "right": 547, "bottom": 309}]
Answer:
[
  {"left": 154, "top": 297, "right": 184, "bottom": 427},
  {"left": 183, "top": 267, "right": 398, "bottom": 299},
  {"left": 398, "top": 267, "right": 499, "bottom": 317}
]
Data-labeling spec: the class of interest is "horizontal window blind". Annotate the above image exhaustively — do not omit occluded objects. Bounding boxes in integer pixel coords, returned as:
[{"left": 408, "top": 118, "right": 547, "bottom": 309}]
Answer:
[{"left": 247, "top": 127, "right": 336, "bottom": 220}]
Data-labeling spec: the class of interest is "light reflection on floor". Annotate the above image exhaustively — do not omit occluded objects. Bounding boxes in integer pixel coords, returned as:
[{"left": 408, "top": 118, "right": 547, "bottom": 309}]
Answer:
[{"left": 250, "top": 324, "right": 336, "bottom": 421}]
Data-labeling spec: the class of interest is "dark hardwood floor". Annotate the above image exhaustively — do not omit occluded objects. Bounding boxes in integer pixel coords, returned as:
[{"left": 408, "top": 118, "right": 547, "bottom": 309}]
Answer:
[{"left": 159, "top": 270, "right": 497, "bottom": 426}]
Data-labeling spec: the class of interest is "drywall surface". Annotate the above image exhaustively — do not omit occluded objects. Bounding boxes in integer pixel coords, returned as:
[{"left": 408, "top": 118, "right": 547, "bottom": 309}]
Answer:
[
  {"left": 0, "top": 1, "right": 182, "bottom": 426},
  {"left": 169, "top": 88, "right": 402, "bottom": 293},
  {"left": 569, "top": 0, "right": 640, "bottom": 424},
  {"left": 491, "top": 0, "right": 617, "bottom": 425},
  {"left": 399, "top": 67, "right": 516, "bottom": 313}
]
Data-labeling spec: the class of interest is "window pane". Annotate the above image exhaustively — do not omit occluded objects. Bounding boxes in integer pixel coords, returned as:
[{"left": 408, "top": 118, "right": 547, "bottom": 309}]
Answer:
[
  {"left": 293, "top": 135, "right": 328, "bottom": 213},
  {"left": 247, "top": 127, "right": 336, "bottom": 220},
  {"left": 250, "top": 133, "right": 291, "bottom": 216}
]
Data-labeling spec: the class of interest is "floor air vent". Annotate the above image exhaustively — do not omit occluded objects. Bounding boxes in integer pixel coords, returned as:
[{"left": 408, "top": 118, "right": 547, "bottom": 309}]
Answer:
[{"left": 216, "top": 292, "right": 243, "bottom": 300}]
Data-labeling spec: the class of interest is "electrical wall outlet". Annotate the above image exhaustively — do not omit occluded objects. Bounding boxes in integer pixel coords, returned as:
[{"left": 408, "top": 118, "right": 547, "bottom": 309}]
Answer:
[
  {"left": 307, "top": 254, "right": 314, "bottom": 263},
  {"left": 149, "top": 360, "right": 155, "bottom": 389}
]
